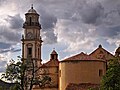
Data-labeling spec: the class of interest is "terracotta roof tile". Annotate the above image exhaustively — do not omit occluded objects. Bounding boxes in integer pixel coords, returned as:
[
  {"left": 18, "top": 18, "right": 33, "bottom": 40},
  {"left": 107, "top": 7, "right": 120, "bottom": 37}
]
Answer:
[
  {"left": 89, "top": 45, "right": 115, "bottom": 60},
  {"left": 89, "top": 46, "right": 114, "bottom": 56},
  {"left": 63, "top": 52, "right": 98, "bottom": 61},
  {"left": 42, "top": 60, "right": 59, "bottom": 67},
  {"left": 66, "top": 83, "right": 100, "bottom": 90}
]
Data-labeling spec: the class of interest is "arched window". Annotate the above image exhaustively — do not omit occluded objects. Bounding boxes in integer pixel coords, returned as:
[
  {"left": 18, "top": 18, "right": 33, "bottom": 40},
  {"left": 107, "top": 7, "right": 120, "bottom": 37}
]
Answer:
[
  {"left": 27, "top": 43, "right": 33, "bottom": 57},
  {"left": 28, "top": 48, "right": 32, "bottom": 55},
  {"left": 29, "top": 17, "right": 32, "bottom": 25}
]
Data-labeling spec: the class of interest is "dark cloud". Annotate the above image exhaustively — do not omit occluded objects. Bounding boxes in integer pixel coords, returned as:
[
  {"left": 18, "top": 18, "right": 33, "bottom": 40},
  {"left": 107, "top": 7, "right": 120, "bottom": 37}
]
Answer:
[
  {"left": 40, "top": 10, "right": 57, "bottom": 30},
  {"left": 96, "top": 25, "right": 120, "bottom": 38},
  {"left": 0, "top": 14, "right": 22, "bottom": 49},
  {"left": 0, "top": 25, "right": 21, "bottom": 44},
  {"left": 37, "top": 9, "right": 58, "bottom": 44},
  {"left": 80, "top": 2, "right": 104, "bottom": 24},
  {"left": 13, "top": 48, "right": 21, "bottom": 52},
  {"left": 0, "top": 48, "right": 21, "bottom": 53},
  {"left": 0, "top": 42, "right": 11, "bottom": 49},
  {"left": 5, "top": 14, "right": 24, "bottom": 30},
  {"left": 42, "top": 30, "right": 57, "bottom": 44},
  {"left": 2, "top": 31, "right": 21, "bottom": 43}
]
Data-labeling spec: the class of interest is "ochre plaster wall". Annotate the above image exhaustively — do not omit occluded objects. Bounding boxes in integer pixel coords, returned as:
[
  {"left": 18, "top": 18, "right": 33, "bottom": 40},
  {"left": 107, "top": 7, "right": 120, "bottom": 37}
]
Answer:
[{"left": 59, "top": 60, "right": 106, "bottom": 90}]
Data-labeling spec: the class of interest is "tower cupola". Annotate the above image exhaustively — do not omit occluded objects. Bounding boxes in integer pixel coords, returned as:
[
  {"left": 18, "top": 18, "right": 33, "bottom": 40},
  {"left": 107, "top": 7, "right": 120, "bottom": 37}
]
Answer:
[
  {"left": 50, "top": 49, "right": 58, "bottom": 60},
  {"left": 28, "top": 5, "right": 37, "bottom": 14},
  {"left": 23, "top": 5, "right": 41, "bottom": 29}
]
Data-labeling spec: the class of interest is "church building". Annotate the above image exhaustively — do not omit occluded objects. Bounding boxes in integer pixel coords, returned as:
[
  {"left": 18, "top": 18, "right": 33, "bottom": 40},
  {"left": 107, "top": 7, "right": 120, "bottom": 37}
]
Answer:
[{"left": 21, "top": 6, "right": 120, "bottom": 90}]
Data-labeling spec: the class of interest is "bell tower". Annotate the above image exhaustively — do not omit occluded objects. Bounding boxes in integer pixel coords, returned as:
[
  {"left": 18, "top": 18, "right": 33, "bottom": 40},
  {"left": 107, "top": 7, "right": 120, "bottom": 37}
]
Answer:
[{"left": 21, "top": 5, "right": 42, "bottom": 67}]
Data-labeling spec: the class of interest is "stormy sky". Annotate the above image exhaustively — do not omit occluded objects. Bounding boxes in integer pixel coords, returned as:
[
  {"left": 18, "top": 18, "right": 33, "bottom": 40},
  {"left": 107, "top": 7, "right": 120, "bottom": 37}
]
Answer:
[{"left": 0, "top": 0, "right": 120, "bottom": 72}]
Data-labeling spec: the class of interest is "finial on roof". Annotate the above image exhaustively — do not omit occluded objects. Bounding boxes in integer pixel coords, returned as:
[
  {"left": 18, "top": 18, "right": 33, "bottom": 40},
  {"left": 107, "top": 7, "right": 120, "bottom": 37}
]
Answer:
[
  {"left": 51, "top": 49, "right": 57, "bottom": 55},
  {"left": 28, "top": 4, "right": 37, "bottom": 13},
  {"left": 31, "top": 4, "right": 33, "bottom": 9},
  {"left": 99, "top": 44, "right": 102, "bottom": 48}
]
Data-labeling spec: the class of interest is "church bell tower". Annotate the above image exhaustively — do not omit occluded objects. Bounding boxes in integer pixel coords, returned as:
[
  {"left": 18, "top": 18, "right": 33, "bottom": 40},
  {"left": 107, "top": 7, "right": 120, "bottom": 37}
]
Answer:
[{"left": 21, "top": 5, "right": 42, "bottom": 67}]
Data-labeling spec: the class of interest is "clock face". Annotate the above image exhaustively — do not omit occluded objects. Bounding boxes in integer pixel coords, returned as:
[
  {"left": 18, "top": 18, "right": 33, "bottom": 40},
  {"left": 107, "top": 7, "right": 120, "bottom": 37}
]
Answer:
[{"left": 27, "top": 32, "right": 33, "bottom": 39}]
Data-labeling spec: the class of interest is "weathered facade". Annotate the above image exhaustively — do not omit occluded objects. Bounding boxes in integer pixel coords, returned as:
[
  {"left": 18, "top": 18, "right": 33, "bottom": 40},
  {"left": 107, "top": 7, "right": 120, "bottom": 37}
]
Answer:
[
  {"left": 59, "top": 45, "right": 116, "bottom": 90},
  {"left": 36, "top": 50, "right": 59, "bottom": 90},
  {"left": 21, "top": 6, "right": 59, "bottom": 90}
]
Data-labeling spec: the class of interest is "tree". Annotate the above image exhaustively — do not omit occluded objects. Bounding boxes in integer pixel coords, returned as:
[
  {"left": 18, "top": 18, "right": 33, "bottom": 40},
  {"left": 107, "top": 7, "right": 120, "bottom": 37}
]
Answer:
[
  {"left": 1, "top": 57, "right": 51, "bottom": 90},
  {"left": 1, "top": 59, "right": 26, "bottom": 90},
  {"left": 101, "top": 57, "right": 120, "bottom": 90}
]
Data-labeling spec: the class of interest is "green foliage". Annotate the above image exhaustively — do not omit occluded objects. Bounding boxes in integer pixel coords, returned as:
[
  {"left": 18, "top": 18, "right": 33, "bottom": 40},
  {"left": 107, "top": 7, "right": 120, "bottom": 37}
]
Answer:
[
  {"left": 101, "top": 57, "right": 120, "bottom": 90},
  {"left": 0, "top": 86, "right": 8, "bottom": 90},
  {"left": 10, "top": 84, "right": 20, "bottom": 90},
  {"left": 0, "top": 86, "right": 3, "bottom": 90},
  {"left": 1, "top": 59, "right": 26, "bottom": 90},
  {"left": 88, "top": 87, "right": 100, "bottom": 90},
  {"left": 1, "top": 59, "right": 24, "bottom": 83},
  {"left": 1, "top": 57, "right": 52, "bottom": 90}
]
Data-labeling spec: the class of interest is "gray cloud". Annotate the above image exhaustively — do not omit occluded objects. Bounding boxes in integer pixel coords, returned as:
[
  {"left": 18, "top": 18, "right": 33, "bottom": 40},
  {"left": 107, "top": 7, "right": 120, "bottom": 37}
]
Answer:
[
  {"left": 80, "top": 1, "right": 104, "bottom": 24},
  {"left": 0, "top": 26, "right": 21, "bottom": 43},
  {"left": 5, "top": 14, "right": 24, "bottom": 30},
  {"left": 0, "top": 0, "right": 120, "bottom": 59},
  {"left": 0, "top": 42, "right": 11, "bottom": 49},
  {"left": 0, "top": 0, "right": 7, "bottom": 6},
  {"left": 42, "top": 30, "right": 57, "bottom": 44},
  {"left": 37, "top": 9, "right": 57, "bottom": 44},
  {"left": 0, "top": 14, "right": 23, "bottom": 44},
  {"left": 40, "top": 10, "right": 57, "bottom": 30},
  {"left": 0, "top": 48, "right": 21, "bottom": 53},
  {"left": 96, "top": 26, "right": 120, "bottom": 38},
  {"left": 0, "top": 14, "right": 22, "bottom": 53}
]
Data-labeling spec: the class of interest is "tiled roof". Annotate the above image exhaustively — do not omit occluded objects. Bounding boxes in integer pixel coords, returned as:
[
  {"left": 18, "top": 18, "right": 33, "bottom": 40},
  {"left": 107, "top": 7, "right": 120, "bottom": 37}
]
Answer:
[
  {"left": 62, "top": 52, "right": 99, "bottom": 61},
  {"left": 41, "top": 60, "right": 59, "bottom": 67},
  {"left": 89, "top": 45, "right": 114, "bottom": 56},
  {"left": 116, "top": 46, "right": 120, "bottom": 53},
  {"left": 89, "top": 45, "right": 115, "bottom": 60},
  {"left": 65, "top": 83, "right": 100, "bottom": 90}
]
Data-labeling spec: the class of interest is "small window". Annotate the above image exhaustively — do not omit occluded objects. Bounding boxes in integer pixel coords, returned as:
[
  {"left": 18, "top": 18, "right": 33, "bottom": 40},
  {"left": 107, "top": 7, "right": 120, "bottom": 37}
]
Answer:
[
  {"left": 29, "top": 17, "right": 32, "bottom": 25},
  {"left": 38, "top": 48, "right": 39, "bottom": 58},
  {"left": 59, "top": 70, "right": 61, "bottom": 77},
  {"left": 99, "top": 69, "right": 103, "bottom": 77},
  {"left": 51, "top": 55, "right": 54, "bottom": 59},
  {"left": 28, "top": 48, "right": 32, "bottom": 55}
]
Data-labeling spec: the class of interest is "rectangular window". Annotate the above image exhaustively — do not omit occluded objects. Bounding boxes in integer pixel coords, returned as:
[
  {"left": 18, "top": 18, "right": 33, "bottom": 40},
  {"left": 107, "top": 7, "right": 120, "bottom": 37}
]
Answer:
[
  {"left": 99, "top": 69, "right": 103, "bottom": 77},
  {"left": 38, "top": 48, "right": 39, "bottom": 58},
  {"left": 28, "top": 48, "right": 32, "bottom": 56},
  {"left": 51, "top": 55, "right": 54, "bottom": 59},
  {"left": 29, "top": 17, "right": 32, "bottom": 25},
  {"left": 59, "top": 70, "right": 61, "bottom": 77}
]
